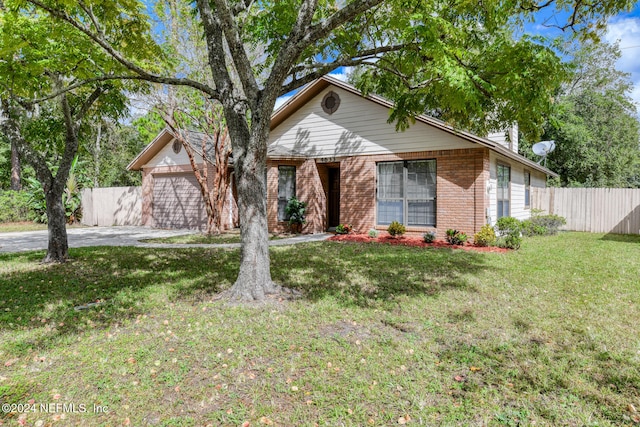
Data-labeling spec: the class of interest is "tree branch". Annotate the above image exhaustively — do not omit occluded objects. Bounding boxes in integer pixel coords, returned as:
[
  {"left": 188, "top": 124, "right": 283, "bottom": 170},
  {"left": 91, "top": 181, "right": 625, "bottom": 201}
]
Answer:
[
  {"left": 75, "top": 86, "right": 103, "bottom": 123},
  {"left": 303, "top": 0, "right": 385, "bottom": 48},
  {"left": 19, "top": 75, "right": 148, "bottom": 105},
  {"left": 26, "top": 0, "right": 220, "bottom": 99},
  {"left": 210, "top": 0, "right": 259, "bottom": 103},
  {"left": 195, "top": 0, "right": 235, "bottom": 102},
  {"left": 280, "top": 43, "right": 411, "bottom": 95}
]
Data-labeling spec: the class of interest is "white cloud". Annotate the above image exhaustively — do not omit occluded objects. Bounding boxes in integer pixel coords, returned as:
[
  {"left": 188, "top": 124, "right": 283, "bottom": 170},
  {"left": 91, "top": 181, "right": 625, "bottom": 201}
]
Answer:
[
  {"left": 605, "top": 16, "right": 640, "bottom": 110},
  {"left": 328, "top": 67, "right": 354, "bottom": 82}
]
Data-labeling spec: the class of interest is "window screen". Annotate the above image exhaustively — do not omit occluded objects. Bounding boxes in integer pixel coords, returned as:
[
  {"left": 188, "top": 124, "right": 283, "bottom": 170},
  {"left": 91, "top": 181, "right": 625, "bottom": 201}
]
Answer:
[{"left": 278, "top": 166, "right": 296, "bottom": 221}]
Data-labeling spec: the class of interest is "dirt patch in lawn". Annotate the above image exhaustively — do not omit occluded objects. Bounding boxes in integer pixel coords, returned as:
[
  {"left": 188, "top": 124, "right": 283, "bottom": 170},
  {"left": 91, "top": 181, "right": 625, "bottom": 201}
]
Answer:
[{"left": 328, "top": 233, "right": 510, "bottom": 253}]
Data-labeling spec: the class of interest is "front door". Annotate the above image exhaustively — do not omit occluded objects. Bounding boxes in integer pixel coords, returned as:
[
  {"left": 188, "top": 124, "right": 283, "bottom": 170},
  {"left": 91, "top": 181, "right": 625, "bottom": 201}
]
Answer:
[{"left": 328, "top": 168, "right": 340, "bottom": 227}]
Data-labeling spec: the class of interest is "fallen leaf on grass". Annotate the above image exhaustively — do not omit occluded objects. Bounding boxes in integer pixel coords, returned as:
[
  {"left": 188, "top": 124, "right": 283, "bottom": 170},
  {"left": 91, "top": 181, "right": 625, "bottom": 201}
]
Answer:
[
  {"left": 4, "top": 358, "right": 18, "bottom": 367},
  {"left": 470, "top": 366, "right": 481, "bottom": 372},
  {"left": 454, "top": 375, "right": 465, "bottom": 382},
  {"left": 398, "top": 414, "right": 411, "bottom": 424}
]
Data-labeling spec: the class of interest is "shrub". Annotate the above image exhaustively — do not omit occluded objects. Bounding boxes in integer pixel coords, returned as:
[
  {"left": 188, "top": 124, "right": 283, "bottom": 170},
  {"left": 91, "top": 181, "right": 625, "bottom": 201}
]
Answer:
[
  {"left": 521, "top": 213, "right": 567, "bottom": 237},
  {"left": 387, "top": 221, "right": 406, "bottom": 237},
  {"left": 368, "top": 229, "right": 379, "bottom": 239},
  {"left": 521, "top": 219, "right": 547, "bottom": 237},
  {"left": 335, "top": 224, "right": 353, "bottom": 234},
  {"left": 0, "top": 190, "right": 34, "bottom": 223},
  {"left": 532, "top": 213, "right": 566, "bottom": 235},
  {"left": 495, "top": 217, "right": 522, "bottom": 249},
  {"left": 445, "top": 229, "right": 467, "bottom": 245},
  {"left": 422, "top": 231, "right": 436, "bottom": 243},
  {"left": 473, "top": 224, "right": 496, "bottom": 247},
  {"left": 497, "top": 234, "right": 522, "bottom": 250},
  {"left": 285, "top": 196, "right": 307, "bottom": 225}
]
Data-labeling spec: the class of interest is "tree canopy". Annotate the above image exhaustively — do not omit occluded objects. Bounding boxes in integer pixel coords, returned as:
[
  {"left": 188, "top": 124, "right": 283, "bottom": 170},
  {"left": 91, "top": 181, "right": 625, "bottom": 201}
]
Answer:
[
  {"left": 520, "top": 41, "right": 640, "bottom": 187},
  {"left": 0, "top": 3, "right": 141, "bottom": 260}
]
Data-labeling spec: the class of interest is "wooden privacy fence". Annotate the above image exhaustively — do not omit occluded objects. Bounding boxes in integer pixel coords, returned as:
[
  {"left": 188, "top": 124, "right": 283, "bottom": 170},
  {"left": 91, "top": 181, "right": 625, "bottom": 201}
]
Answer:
[
  {"left": 81, "top": 186, "right": 142, "bottom": 227},
  {"left": 531, "top": 187, "right": 640, "bottom": 235}
]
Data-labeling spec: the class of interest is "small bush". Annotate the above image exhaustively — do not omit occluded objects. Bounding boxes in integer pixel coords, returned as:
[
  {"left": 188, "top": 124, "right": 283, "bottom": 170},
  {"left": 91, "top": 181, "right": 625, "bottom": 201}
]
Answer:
[
  {"left": 495, "top": 217, "right": 522, "bottom": 236},
  {"left": 368, "top": 229, "right": 379, "bottom": 239},
  {"left": 521, "top": 219, "right": 547, "bottom": 237},
  {"left": 335, "top": 224, "right": 353, "bottom": 235},
  {"left": 474, "top": 224, "right": 496, "bottom": 247},
  {"left": 285, "top": 196, "right": 307, "bottom": 225},
  {"left": 422, "top": 231, "right": 436, "bottom": 243},
  {"left": 497, "top": 234, "right": 522, "bottom": 250},
  {"left": 387, "top": 221, "right": 406, "bottom": 237},
  {"left": 0, "top": 190, "right": 34, "bottom": 223},
  {"left": 495, "top": 217, "right": 522, "bottom": 249},
  {"left": 445, "top": 229, "right": 467, "bottom": 245}
]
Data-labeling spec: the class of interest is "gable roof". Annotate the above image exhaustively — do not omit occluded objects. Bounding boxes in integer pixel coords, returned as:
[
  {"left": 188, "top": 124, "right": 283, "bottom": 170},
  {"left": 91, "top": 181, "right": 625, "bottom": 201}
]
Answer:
[
  {"left": 127, "top": 128, "right": 218, "bottom": 171},
  {"left": 271, "top": 75, "right": 558, "bottom": 177}
]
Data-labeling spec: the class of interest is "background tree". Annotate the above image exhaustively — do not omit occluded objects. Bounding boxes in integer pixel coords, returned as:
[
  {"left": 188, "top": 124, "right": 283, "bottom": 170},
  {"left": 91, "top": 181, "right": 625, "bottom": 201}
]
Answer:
[
  {"left": 520, "top": 41, "right": 640, "bottom": 187},
  {"left": 141, "top": 0, "right": 233, "bottom": 235},
  {"left": 23, "top": 0, "right": 635, "bottom": 297},
  {"left": 0, "top": 5, "right": 144, "bottom": 261}
]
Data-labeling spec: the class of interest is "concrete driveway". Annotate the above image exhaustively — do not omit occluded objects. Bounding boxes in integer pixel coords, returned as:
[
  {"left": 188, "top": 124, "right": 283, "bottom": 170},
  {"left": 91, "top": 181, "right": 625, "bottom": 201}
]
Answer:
[{"left": 0, "top": 226, "right": 331, "bottom": 253}]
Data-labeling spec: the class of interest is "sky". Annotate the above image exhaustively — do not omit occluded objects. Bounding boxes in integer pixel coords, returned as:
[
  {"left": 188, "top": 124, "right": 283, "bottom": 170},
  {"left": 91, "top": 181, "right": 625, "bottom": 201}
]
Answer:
[
  {"left": 275, "top": 3, "right": 640, "bottom": 113},
  {"left": 603, "top": 9, "right": 640, "bottom": 110}
]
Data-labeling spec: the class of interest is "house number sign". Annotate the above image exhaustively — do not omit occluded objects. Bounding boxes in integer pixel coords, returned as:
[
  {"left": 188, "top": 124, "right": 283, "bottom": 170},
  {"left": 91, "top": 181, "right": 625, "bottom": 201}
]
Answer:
[{"left": 317, "top": 157, "right": 338, "bottom": 163}]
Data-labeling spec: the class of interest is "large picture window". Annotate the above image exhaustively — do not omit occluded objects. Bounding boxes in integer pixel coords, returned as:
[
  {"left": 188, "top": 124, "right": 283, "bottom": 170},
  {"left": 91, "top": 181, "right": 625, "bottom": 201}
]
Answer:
[
  {"left": 377, "top": 160, "right": 436, "bottom": 226},
  {"left": 277, "top": 165, "right": 296, "bottom": 221},
  {"left": 497, "top": 164, "right": 511, "bottom": 219}
]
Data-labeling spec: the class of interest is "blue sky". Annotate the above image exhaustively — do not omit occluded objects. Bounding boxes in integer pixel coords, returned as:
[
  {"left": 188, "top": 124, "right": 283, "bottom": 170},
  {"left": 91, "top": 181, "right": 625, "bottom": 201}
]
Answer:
[
  {"left": 602, "top": 7, "right": 640, "bottom": 109},
  {"left": 525, "top": 3, "right": 640, "bottom": 110}
]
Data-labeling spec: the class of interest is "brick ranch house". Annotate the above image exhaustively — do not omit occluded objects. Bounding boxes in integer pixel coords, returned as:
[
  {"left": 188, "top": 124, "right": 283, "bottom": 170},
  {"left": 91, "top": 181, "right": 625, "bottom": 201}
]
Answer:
[
  {"left": 128, "top": 75, "right": 556, "bottom": 237},
  {"left": 266, "top": 75, "right": 557, "bottom": 239}
]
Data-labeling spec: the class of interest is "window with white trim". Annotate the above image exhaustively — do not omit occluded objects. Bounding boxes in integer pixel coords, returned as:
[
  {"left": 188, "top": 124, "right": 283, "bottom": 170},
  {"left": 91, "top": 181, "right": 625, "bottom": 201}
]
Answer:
[
  {"left": 277, "top": 166, "right": 296, "bottom": 221},
  {"left": 497, "top": 164, "right": 511, "bottom": 218},
  {"left": 377, "top": 160, "right": 436, "bottom": 226}
]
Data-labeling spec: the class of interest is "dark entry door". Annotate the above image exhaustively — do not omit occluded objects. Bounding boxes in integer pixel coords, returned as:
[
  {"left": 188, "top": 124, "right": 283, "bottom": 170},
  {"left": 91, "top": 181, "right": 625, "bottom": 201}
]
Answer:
[{"left": 328, "top": 168, "right": 340, "bottom": 227}]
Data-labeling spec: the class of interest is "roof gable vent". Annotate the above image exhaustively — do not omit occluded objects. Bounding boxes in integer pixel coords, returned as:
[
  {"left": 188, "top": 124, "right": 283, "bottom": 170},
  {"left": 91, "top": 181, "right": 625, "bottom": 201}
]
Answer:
[{"left": 321, "top": 91, "right": 340, "bottom": 114}]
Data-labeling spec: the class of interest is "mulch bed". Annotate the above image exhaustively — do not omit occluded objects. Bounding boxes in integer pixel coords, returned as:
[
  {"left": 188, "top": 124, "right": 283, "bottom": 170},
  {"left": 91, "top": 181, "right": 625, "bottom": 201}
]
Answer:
[{"left": 328, "top": 233, "right": 510, "bottom": 253}]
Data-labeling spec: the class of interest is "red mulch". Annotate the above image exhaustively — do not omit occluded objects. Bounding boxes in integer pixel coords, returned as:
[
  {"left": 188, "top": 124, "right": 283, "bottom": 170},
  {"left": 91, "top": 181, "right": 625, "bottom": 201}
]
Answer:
[{"left": 328, "top": 233, "right": 510, "bottom": 253}]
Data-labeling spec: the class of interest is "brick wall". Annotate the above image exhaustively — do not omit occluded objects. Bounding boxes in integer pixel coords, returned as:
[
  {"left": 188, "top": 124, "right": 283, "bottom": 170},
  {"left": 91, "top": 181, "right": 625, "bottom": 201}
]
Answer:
[{"left": 268, "top": 148, "right": 490, "bottom": 239}]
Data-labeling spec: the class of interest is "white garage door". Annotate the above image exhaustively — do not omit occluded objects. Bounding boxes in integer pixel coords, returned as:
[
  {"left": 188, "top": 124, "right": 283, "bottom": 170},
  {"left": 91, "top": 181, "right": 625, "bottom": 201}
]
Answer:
[{"left": 152, "top": 173, "right": 207, "bottom": 230}]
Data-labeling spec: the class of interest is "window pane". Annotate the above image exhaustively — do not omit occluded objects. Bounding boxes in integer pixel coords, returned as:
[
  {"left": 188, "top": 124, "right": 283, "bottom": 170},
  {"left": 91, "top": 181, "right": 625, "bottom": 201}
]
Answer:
[
  {"left": 377, "top": 200, "right": 403, "bottom": 225},
  {"left": 278, "top": 166, "right": 295, "bottom": 221},
  {"left": 408, "top": 200, "right": 436, "bottom": 226},
  {"left": 407, "top": 160, "right": 436, "bottom": 199},
  {"left": 278, "top": 166, "right": 295, "bottom": 199},
  {"left": 377, "top": 162, "right": 403, "bottom": 199}
]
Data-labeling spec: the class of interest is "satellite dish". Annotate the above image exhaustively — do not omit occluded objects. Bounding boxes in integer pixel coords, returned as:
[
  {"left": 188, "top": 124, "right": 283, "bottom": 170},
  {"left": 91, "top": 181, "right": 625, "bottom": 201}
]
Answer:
[{"left": 532, "top": 140, "right": 556, "bottom": 166}]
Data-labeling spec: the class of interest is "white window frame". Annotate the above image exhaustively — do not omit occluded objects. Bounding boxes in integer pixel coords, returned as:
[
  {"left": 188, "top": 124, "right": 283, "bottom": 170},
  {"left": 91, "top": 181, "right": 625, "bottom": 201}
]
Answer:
[
  {"left": 376, "top": 160, "right": 437, "bottom": 227},
  {"left": 497, "top": 163, "right": 511, "bottom": 219}
]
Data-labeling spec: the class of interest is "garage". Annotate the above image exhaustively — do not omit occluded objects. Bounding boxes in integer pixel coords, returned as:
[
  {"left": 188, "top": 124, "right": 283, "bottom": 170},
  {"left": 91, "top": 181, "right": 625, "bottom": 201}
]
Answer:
[{"left": 152, "top": 173, "right": 207, "bottom": 230}]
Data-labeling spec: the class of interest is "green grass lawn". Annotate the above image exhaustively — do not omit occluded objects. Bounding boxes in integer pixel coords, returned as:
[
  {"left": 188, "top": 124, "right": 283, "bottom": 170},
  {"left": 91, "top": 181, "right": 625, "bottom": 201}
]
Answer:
[
  {"left": 140, "top": 231, "right": 284, "bottom": 244},
  {"left": 1, "top": 232, "right": 639, "bottom": 426},
  {"left": 0, "top": 222, "right": 47, "bottom": 233}
]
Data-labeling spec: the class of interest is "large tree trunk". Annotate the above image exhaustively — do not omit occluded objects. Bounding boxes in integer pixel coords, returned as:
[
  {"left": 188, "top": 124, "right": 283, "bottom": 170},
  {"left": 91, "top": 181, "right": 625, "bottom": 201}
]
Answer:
[
  {"left": 223, "top": 114, "right": 280, "bottom": 300},
  {"left": 10, "top": 140, "right": 21, "bottom": 190},
  {"left": 43, "top": 188, "right": 68, "bottom": 263}
]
